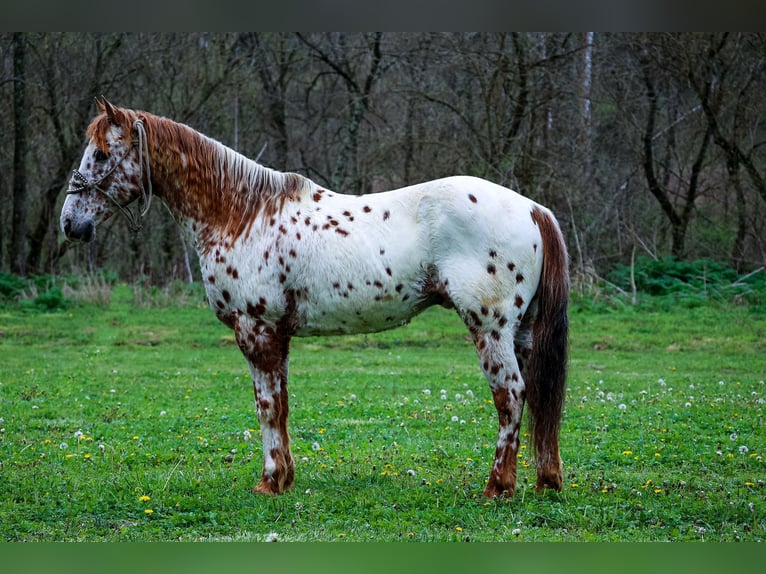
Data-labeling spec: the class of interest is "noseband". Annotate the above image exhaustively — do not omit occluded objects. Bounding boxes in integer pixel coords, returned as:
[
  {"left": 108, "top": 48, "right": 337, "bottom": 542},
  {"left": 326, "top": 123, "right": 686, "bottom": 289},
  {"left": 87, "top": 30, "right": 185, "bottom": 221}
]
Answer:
[{"left": 67, "top": 119, "right": 153, "bottom": 232}]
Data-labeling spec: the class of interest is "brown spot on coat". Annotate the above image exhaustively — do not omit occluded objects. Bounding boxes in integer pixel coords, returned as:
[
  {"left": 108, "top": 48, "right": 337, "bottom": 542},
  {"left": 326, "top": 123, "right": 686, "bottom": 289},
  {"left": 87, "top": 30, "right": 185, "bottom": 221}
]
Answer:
[{"left": 468, "top": 194, "right": 477, "bottom": 203}]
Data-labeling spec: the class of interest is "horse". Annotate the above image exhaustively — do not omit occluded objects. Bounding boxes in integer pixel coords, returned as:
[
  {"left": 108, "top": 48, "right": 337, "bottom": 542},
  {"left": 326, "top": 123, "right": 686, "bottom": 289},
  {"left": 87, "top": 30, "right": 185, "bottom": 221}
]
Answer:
[{"left": 60, "top": 98, "right": 569, "bottom": 498}]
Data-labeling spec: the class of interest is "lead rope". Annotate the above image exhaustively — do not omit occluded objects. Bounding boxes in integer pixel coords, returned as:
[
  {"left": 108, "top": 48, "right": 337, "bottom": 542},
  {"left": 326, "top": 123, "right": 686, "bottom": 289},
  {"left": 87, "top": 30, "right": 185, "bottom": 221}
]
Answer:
[{"left": 67, "top": 119, "right": 153, "bottom": 232}]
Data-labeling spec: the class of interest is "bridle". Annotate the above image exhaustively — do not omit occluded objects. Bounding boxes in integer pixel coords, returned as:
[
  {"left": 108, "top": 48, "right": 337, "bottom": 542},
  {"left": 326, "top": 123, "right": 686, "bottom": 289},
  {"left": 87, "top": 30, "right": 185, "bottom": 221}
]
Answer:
[{"left": 67, "top": 119, "right": 153, "bottom": 232}]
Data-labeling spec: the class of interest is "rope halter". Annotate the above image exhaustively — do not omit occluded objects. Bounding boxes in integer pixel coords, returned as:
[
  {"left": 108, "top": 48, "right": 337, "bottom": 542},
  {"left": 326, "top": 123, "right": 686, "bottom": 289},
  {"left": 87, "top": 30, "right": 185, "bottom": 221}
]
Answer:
[{"left": 67, "top": 119, "right": 153, "bottom": 232}]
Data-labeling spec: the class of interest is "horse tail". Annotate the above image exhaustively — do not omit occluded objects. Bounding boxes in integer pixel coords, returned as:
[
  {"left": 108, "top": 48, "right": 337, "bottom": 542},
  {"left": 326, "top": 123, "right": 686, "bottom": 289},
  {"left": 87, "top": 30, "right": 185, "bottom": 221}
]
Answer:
[{"left": 525, "top": 206, "right": 569, "bottom": 489}]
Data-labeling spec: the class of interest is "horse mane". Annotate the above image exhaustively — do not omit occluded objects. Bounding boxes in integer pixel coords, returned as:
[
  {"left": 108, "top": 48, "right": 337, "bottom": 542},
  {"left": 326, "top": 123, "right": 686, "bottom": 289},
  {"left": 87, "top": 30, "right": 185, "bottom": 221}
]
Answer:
[{"left": 86, "top": 104, "right": 307, "bottom": 243}]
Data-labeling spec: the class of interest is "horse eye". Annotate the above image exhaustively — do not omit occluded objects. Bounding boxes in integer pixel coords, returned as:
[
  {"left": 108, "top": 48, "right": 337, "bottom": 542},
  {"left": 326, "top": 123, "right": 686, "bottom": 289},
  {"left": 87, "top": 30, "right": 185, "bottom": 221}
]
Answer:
[{"left": 94, "top": 149, "right": 109, "bottom": 162}]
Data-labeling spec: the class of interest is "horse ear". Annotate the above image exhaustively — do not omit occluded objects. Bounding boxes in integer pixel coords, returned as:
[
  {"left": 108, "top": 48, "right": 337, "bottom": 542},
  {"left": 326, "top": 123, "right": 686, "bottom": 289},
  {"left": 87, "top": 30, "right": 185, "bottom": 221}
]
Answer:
[
  {"left": 103, "top": 98, "right": 118, "bottom": 123},
  {"left": 95, "top": 97, "right": 106, "bottom": 114}
]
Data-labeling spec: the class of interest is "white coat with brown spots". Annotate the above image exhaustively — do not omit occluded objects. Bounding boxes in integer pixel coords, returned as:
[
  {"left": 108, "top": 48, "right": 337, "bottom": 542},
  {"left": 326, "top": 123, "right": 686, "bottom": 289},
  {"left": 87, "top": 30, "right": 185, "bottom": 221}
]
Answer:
[{"left": 60, "top": 99, "right": 569, "bottom": 498}]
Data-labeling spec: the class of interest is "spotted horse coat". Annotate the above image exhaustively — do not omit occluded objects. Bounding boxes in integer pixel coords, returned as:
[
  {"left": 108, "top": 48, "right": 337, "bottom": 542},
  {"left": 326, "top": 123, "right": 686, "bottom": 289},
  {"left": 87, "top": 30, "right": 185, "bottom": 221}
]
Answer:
[{"left": 60, "top": 98, "right": 569, "bottom": 498}]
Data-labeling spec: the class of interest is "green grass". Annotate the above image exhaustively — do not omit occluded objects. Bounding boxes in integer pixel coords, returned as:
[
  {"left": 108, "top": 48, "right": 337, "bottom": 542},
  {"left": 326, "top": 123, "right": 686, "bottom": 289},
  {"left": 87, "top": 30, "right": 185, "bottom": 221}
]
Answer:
[{"left": 0, "top": 285, "right": 764, "bottom": 541}]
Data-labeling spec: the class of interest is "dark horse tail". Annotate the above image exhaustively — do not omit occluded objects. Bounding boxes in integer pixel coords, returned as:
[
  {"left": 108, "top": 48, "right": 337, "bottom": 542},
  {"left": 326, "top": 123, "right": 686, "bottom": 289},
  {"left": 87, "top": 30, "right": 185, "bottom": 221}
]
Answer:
[{"left": 526, "top": 206, "right": 569, "bottom": 490}]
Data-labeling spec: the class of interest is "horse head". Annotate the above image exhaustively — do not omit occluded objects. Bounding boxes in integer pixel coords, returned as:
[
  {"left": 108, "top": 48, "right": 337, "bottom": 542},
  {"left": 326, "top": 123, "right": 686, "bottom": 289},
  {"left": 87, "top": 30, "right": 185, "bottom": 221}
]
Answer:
[{"left": 60, "top": 97, "right": 152, "bottom": 242}]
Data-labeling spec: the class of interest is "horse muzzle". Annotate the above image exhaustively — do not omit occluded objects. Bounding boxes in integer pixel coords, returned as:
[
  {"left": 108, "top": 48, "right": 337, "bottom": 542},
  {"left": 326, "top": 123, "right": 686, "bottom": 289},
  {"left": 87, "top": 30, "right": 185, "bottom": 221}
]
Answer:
[{"left": 61, "top": 215, "right": 96, "bottom": 242}]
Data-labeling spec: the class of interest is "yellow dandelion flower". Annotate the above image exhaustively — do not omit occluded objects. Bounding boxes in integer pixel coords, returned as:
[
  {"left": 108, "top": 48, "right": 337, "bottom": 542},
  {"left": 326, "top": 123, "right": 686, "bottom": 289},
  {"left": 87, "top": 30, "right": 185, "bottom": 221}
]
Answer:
[
  {"left": 83, "top": 453, "right": 91, "bottom": 459},
  {"left": 65, "top": 454, "right": 74, "bottom": 459},
  {"left": 139, "top": 495, "right": 151, "bottom": 502},
  {"left": 144, "top": 509, "right": 153, "bottom": 515},
  {"left": 623, "top": 450, "right": 633, "bottom": 455},
  {"left": 745, "top": 482, "right": 755, "bottom": 487},
  {"left": 455, "top": 526, "right": 463, "bottom": 532},
  {"left": 571, "top": 483, "right": 579, "bottom": 488}
]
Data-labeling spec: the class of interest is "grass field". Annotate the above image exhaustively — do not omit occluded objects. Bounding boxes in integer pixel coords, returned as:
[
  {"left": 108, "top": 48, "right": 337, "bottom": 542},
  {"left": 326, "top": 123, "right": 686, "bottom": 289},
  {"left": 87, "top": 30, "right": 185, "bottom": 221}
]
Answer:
[{"left": 0, "top": 284, "right": 764, "bottom": 541}]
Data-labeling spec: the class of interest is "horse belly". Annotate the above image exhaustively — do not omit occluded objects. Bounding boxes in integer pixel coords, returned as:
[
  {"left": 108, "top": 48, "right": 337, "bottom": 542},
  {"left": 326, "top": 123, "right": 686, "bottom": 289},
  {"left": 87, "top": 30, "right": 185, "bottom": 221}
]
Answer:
[{"left": 294, "top": 278, "right": 432, "bottom": 336}]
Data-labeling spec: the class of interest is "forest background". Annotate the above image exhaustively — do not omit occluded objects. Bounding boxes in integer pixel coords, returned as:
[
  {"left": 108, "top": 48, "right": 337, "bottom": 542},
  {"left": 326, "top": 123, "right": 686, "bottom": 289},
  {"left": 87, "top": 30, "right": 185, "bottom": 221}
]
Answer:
[{"left": 2, "top": 32, "right": 765, "bottom": 286}]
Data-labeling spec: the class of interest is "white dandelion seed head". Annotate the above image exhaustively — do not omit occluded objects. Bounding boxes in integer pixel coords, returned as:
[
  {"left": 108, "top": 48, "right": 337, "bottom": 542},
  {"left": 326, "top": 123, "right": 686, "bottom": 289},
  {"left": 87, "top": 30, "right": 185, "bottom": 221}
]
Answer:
[
  {"left": 718, "top": 380, "right": 725, "bottom": 386},
  {"left": 407, "top": 469, "right": 416, "bottom": 477},
  {"left": 59, "top": 442, "right": 68, "bottom": 450},
  {"left": 684, "top": 402, "right": 692, "bottom": 408},
  {"left": 451, "top": 415, "right": 459, "bottom": 422},
  {"left": 422, "top": 389, "right": 431, "bottom": 396},
  {"left": 466, "top": 390, "right": 474, "bottom": 398},
  {"left": 658, "top": 378, "right": 666, "bottom": 386},
  {"left": 455, "top": 393, "right": 463, "bottom": 400},
  {"left": 730, "top": 432, "right": 738, "bottom": 441},
  {"left": 265, "top": 532, "right": 279, "bottom": 542},
  {"left": 160, "top": 410, "right": 167, "bottom": 416},
  {"left": 73, "top": 430, "right": 83, "bottom": 440},
  {"left": 512, "top": 528, "right": 521, "bottom": 536},
  {"left": 618, "top": 403, "right": 627, "bottom": 411},
  {"left": 350, "top": 394, "right": 357, "bottom": 400},
  {"left": 243, "top": 429, "right": 252, "bottom": 441},
  {"left": 460, "top": 419, "right": 466, "bottom": 425},
  {"left": 738, "top": 445, "right": 749, "bottom": 454},
  {"left": 312, "top": 441, "right": 321, "bottom": 452}
]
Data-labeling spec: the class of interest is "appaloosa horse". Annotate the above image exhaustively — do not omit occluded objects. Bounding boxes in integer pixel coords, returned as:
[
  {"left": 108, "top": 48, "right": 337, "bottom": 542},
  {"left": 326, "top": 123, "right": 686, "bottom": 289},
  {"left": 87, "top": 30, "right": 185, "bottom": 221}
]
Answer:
[{"left": 60, "top": 98, "right": 569, "bottom": 498}]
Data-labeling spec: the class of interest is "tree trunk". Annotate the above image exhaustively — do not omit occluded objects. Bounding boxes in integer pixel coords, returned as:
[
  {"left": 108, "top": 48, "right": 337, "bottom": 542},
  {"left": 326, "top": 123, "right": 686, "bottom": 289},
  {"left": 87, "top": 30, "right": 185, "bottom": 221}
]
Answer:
[{"left": 11, "top": 33, "right": 28, "bottom": 276}]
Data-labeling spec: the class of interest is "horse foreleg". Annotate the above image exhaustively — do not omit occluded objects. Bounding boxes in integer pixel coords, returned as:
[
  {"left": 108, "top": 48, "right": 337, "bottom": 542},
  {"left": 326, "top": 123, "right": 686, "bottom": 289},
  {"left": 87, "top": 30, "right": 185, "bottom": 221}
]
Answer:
[
  {"left": 235, "top": 319, "right": 295, "bottom": 495},
  {"left": 476, "top": 334, "right": 526, "bottom": 498},
  {"left": 250, "top": 365, "right": 294, "bottom": 495}
]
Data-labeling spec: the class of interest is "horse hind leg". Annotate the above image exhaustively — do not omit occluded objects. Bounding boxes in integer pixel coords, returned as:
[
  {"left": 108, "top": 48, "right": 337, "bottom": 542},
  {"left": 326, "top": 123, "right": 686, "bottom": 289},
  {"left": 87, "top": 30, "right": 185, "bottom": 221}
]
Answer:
[{"left": 473, "top": 328, "right": 526, "bottom": 498}]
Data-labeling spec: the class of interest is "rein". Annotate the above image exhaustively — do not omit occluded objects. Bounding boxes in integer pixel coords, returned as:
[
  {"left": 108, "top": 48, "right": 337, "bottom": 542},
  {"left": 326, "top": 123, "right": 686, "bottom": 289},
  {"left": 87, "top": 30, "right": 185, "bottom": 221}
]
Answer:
[{"left": 67, "top": 119, "right": 153, "bottom": 232}]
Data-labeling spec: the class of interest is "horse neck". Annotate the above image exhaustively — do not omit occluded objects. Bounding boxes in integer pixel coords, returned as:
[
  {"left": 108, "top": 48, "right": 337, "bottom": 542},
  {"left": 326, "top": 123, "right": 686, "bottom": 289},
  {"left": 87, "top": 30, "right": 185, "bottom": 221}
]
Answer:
[{"left": 142, "top": 114, "right": 305, "bottom": 253}]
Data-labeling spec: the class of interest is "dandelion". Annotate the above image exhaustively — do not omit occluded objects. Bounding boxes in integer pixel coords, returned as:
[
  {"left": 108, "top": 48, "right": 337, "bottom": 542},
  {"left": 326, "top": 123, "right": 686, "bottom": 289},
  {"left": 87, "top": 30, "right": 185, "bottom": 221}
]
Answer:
[
  {"left": 144, "top": 509, "right": 154, "bottom": 515},
  {"left": 684, "top": 402, "right": 692, "bottom": 408},
  {"left": 451, "top": 415, "right": 459, "bottom": 422},
  {"left": 739, "top": 445, "right": 749, "bottom": 454},
  {"left": 59, "top": 442, "right": 68, "bottom": 450},
  {"left": 160, "top": 410, "right": 167, "bottom": 416},
  {"left": 730, "top": 432, "right": 738, "bottom": 441},
  {"left": 466, "top": 390, "right": 474, "bottom": 398},
  {"left": 243, "top": 429, "right": 252, "bottom": 441},
  {"left": 407, "top": 469, "right": 416, "bottom": 477},
  {"left": 265, "top": 532, "right": 279, "bottom": 542},
  {"left": 422, "top": 389, "right": 431, "bottom": 396},
  {"left": 74, "top": 430, "right": 84, "bottom": 440},
  {"left": 139, "top": 495, "right": 151, "bottom": 502},
  {"left": 311, "top": 441, "right": 321, "bottom": 452},
  {"left": 83, "top": 453, "right": 91, "bottom": 460},
  {"left": 455, "top": 526, "right": 463, "bottom": 532},
  {"left": 618, "top": 403, "right": 627, "bottom": 411},
  {"left": 512, "top": 528, "right": 521, "bottom": 536}
]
